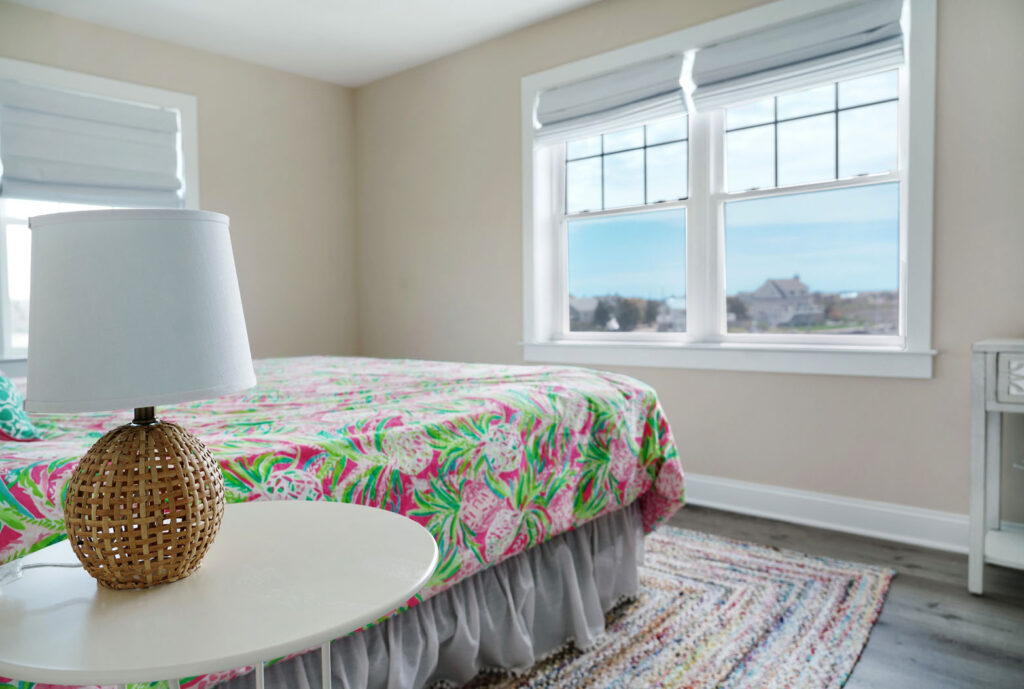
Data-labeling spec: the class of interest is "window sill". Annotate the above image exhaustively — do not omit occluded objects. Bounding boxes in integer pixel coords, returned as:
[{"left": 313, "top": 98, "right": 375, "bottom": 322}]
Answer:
[{"left": 522, "top": 340, "right": 935, "bottom": 379}]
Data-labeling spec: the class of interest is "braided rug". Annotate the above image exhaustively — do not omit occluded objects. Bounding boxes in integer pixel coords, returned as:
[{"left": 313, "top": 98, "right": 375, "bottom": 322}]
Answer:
[{"left": 467, "top": 526, "right": 894, "bottom": 689}]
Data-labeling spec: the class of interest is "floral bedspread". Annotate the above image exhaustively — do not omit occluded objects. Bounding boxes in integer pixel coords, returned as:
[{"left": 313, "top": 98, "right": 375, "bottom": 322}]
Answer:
[{"left": 0, "top": 356, "right": 683, "bottom": 689}]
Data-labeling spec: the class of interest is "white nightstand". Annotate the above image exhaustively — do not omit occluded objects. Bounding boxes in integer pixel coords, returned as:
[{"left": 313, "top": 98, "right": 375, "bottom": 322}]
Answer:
[
  {"left": 970, "top": 339, "right": 1024, "bottom": 594},
  {"left": 0, "top": 501, "right": 438, "bottom": 687}
]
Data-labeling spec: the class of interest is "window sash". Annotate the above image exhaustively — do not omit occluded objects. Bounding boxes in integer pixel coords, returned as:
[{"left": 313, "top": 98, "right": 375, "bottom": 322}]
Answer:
[
  {"left": 558, "top": 179, "right": 690, "bottom": 342},
  {"left": 564, "top": 120, "right": 689, "bottom": 213},
  {"left": 552, "top": 69, "right": 906, "bottom": 348}
]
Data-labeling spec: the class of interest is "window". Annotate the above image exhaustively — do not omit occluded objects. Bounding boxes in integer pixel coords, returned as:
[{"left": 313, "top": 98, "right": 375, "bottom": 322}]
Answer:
[
  {"left": 522, "top": 0, "right": 936, "bottom": 378},
  {"left": 0, "top": 57, "right": 198, "bottom": 362},
  {"left": 0, "top": 199, "right": 112, "bottom": 359}
]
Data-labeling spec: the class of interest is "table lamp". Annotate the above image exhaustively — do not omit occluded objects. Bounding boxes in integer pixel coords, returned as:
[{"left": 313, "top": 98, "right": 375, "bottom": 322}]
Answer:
[{"left": 24, "top": 209, "right": 255, "bottom": 590}]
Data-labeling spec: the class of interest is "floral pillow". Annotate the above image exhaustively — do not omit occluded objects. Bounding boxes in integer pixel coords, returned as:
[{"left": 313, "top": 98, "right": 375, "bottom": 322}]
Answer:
[{"left": 0, "top": 372, "right": 41, "bottom": 441}]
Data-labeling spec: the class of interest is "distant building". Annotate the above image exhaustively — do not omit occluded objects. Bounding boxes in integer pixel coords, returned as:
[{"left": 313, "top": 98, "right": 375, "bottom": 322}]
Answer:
[
  {"left": 656, "top": 296, "right": 686, "bottom": 332},
  {"left": 569, "top": 297, "right": 599, "bottom": 327},
  {"left": 737, "top": 275, "right": 824, "bottom": 328}
]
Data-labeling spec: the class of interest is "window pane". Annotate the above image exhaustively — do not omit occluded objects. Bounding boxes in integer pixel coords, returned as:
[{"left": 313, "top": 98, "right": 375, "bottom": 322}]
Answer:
[
  {"left": 566, "top": 157, "right": 602, "bottom": 213},
  {"left": 603, "top": 126, "right": 644, "bottom": 153},
  {"left": 726, "top": 99, "right": 773, "bottom": 129},
  {"left": 839, "top": 102, "right": 898, "bottom": 177},
  {"left": 646, "top": 141, "right": 687, "bottom": 203},
  {"left": 646, "top": 116, "right": 687, "bottom": 145},
  {"left": 5, "top": 224, "right": 30, "bottom": 352},
  {"left": 567, "top": 135, "right": 601, "bottom": 160},
  {"left": 726, "top": 124, "right": 774, "bottom": 191},
  {"left": 724, "top": 183, "right": 899, "bottom": 335},
  {"left": 603, "top": 149, "right": 644, "bottom": 208},
  {"left": 777, "top": 113, "right": 835, "bottom": 186},
  {"left": 568, "top": 208, "right": 686, "bottom": 333},
  {"left": 777, "top": 84, "right": 834, "bottom": 120},
  {"left": 839, "top": 70, "right": 898, "bottom": 108}
]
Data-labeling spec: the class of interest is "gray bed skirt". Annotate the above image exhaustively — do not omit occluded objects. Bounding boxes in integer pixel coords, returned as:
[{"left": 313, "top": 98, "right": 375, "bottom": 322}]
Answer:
[{"left": 219, "top": 502, "right": 644, "bottom": 689}]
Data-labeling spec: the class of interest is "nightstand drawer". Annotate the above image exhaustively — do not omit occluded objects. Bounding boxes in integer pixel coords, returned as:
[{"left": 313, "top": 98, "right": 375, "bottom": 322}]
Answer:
[{"left": 996, "top": 353, "right": 1024, "bottom": 404}]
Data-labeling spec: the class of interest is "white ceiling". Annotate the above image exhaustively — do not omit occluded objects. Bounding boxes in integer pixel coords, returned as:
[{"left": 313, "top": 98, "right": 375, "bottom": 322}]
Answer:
[{"left": 9, "top": 0, "right": 601, "bottom": 86}]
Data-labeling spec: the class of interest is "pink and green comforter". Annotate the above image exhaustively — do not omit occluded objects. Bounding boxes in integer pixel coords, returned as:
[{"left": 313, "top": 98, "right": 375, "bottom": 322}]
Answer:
[{"left": 1, "top": 355, "right": 684, "bottom": 688}]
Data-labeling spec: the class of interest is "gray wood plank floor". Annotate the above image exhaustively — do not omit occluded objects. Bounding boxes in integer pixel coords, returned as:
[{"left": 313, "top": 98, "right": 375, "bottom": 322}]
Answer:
[{"left": 668, "top": 505, "right": 1024, "bottom": 689}]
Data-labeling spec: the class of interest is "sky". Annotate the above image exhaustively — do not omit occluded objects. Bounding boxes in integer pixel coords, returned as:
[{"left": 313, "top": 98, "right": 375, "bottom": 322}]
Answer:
[
  {"left": 568, "top": 182, "right": 899, "bottom": 298},
  {"left": 568, "top": 208, "right": 686, "bottom": 299}
]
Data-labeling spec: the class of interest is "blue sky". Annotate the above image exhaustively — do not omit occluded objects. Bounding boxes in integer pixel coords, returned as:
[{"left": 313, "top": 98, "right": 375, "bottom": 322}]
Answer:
[
  {"left": 568, "top": 183, "right": 899, "bottom": 298},
  {"left": 568, "top": 208, "right": 686, "bottom": 299}
]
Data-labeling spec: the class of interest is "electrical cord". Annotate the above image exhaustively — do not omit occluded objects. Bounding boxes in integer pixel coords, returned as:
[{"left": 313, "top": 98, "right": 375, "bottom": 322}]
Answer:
[{"left": 0, "top": 560, "right": 82, "bottom": 586}]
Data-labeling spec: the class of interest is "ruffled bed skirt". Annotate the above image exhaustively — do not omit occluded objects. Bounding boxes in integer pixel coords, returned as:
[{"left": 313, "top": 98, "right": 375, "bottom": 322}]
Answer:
[{"left": 220, "top": 503, "right": 644, "bottom": 689}]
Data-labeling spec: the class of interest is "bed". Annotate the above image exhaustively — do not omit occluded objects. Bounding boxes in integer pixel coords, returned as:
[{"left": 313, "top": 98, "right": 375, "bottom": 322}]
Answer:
[{"left": 0, "top": 356, "right": 684, "bottom": 689}]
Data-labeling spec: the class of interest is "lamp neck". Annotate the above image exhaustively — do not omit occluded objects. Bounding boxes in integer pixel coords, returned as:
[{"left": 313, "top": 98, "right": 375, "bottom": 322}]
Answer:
[{"left": 132, "top": 406, "right": 158, "bottom": 426}]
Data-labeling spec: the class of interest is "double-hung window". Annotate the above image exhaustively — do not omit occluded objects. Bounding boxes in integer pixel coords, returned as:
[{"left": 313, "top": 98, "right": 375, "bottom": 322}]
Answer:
[
  {"left": 0, "top": 58, "right": 198, "bottom": 362},
  {"left": 522, "top": 0, "right": 936, "bottom": 378}
]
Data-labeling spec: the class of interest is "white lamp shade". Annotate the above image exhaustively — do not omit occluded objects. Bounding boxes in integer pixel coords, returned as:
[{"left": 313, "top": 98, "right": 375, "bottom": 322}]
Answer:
[{"left": 25, "top": 209, "right": 256, "bottom": 413}]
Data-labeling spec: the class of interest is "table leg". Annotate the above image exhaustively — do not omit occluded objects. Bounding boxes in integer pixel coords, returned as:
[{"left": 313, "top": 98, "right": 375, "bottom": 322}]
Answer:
[
  {"left": 969, "top": 352, "right": 987, "bottom": 594},
  {"left": 254, "top": 661, "right": 265, "bottom": 689},
  {"left": 985, "top": 410, "right": 1002, "bottom": 532},
  {"left": 321, "top": 642, "right": 331, "bottom": 689}
]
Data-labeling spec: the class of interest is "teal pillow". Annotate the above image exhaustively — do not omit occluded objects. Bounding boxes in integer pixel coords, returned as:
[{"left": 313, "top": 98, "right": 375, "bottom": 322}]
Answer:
[{"left": 0, "top": 373, "right": 41, "bottom": 441}]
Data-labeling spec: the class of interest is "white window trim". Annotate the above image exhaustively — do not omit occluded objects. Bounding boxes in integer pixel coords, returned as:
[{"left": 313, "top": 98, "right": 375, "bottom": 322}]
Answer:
[
  {"left": 521, "top": 0, "right": 936, "bottom": 379},
  {"left": 0, "top": 58, "right": 200, "bottom": 366}
]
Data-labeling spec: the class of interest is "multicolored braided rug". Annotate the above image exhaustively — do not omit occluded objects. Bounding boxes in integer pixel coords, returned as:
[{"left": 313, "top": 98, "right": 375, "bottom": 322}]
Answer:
[{"left": 470, "top": 526, "right": 894, "bottom": 689}]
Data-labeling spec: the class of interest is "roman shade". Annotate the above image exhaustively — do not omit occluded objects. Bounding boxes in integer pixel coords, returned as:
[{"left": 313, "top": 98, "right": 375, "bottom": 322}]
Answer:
[
  {"left": 533, "top": 54, "right": 686, "bottom": 144},
  {"left": 0, "top": 80, "right": 184, "bottom": 207},
  {"left": 689, "top": 0, "right": 904, "bottom": 110}
]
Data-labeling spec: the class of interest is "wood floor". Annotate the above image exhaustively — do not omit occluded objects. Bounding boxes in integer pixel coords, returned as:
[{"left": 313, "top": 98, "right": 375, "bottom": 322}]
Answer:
[{"left": 668, "top": 505, "right": 1024, "bottom": 689}]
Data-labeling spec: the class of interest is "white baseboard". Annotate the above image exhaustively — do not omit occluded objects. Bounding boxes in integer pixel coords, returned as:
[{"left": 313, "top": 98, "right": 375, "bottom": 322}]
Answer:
[{"left": 683, "top": 473, "right": 971, "bottom": 554}]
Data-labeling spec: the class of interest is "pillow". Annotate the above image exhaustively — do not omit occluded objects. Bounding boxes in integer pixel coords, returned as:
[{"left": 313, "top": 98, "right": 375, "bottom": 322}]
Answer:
[{"left": 0, "top": 372, "right": 41, "bottom": 441}]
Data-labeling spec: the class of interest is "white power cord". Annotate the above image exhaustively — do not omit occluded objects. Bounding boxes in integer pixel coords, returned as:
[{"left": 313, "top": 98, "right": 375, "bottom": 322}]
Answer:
[{"left": 0, "top": 560, "right": 82, "bottom": 586}]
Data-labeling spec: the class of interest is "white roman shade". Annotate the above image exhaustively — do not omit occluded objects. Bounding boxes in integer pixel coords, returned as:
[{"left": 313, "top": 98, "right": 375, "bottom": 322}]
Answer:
[
  {"left": 689, "top": 0, "right": 904, "bottom": 110},
  {"left": 533, "top": 54, "right": 686, "bottom": 144},
  {"left": 0, "top": 80, "right": 184, "bottom": 207}
]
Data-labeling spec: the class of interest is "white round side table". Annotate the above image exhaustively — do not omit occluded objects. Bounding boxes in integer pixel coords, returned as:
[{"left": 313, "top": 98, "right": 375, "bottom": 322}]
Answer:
[{"left": 0, "top": 501, "right": 438, "bottom": 689}]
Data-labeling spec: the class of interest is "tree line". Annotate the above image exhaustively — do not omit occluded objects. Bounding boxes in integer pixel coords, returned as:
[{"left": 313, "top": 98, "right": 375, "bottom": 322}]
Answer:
[{"left": 589, "top": 296, "right": 663, "bottom": 331}]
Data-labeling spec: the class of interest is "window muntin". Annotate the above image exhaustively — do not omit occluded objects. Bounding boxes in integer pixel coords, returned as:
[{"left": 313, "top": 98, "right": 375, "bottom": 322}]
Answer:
[
  {"left": 724, "top": 184, "right": 900, "bottom": 336},
  {"left": 724, "top": 70, "right": 899, "bottom": 192},
  {"left": 565, "top": 115, "right": 688, "bottom": 213},
  {"left": 0, "top": 198, "right": 111, "bottom": 358},
  {"left": 568, "top": 208, "right": 686, "bottom": 333}
]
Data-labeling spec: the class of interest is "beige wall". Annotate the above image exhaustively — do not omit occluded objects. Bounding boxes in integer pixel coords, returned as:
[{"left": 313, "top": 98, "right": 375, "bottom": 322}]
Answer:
[
  {"left": 354, "top": 0, "right": 1024, "bottom": 516},
  {"left": 0, "top": 1, "right": 358, "bottom": 359}
]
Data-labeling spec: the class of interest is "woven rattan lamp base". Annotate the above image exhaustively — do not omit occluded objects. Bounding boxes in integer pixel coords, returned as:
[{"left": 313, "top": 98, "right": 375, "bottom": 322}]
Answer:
[{"left": 63, "top": 415, "right": 225, "bottom": 590}]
